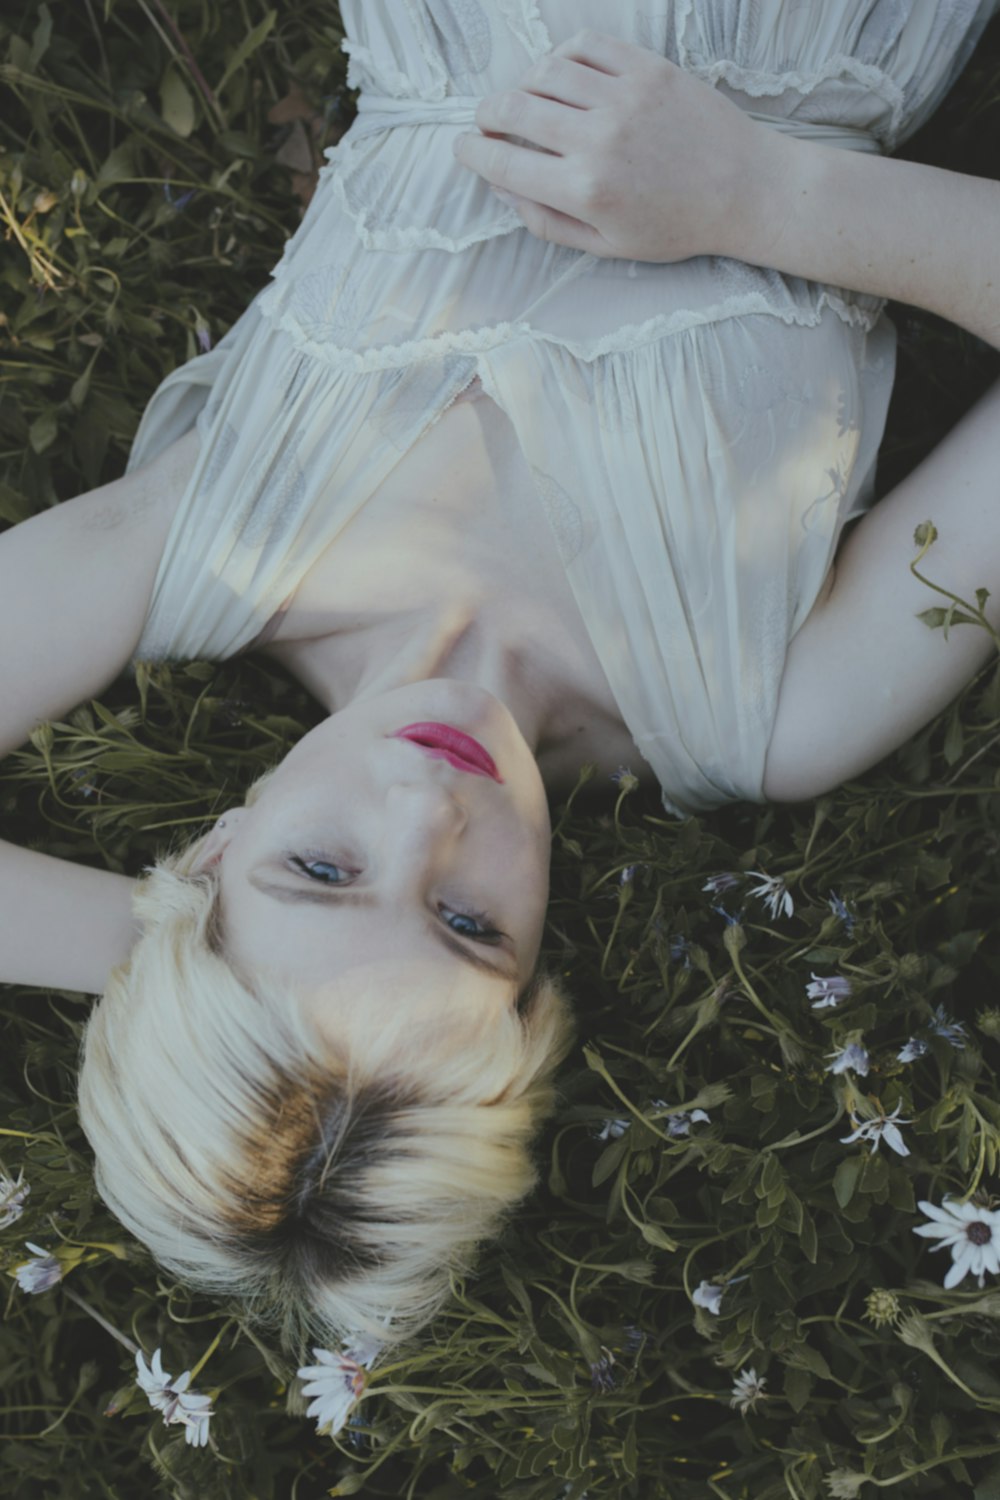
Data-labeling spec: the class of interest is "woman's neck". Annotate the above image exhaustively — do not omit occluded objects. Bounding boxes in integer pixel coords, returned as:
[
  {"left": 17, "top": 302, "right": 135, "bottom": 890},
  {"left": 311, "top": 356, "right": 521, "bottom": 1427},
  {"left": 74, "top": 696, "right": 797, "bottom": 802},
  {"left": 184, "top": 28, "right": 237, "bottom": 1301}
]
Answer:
[{"left": 287, "top": 592, "right": 561, "bottom": 760}]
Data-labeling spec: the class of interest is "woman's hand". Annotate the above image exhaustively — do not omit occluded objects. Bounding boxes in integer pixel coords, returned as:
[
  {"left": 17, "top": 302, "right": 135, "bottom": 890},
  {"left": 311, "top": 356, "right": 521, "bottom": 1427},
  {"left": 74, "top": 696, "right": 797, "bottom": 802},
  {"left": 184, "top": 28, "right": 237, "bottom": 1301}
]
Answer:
[{"left": 452, "top": 28, "right": 780, "bottom": 263}]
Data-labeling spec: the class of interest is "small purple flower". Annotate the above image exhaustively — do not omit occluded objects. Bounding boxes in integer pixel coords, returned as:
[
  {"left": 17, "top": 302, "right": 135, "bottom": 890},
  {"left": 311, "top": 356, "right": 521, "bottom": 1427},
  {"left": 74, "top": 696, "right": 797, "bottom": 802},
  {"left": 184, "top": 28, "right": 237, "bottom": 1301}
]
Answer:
[
  {"left": 620, "top": 865, "right": 637, "bottom": 886},
  {"left": 897, "top": 1037, "right": 929, "bottom": 1064},
  {"left": 668, "top": 934, "right": 691, "bottom": 966},
  {"left": 929, "top": 1004, "right": 968, "bottom": 1050},
  {"left": 13, "top": 1243, "right": 63, "bottom": 1294},
  {"left": 663, "top": 1108, "right": 710, "bottom": 1138},
  {"left": 703, "top": 872, "right": 741, "bottom": 895},
  {"left": 807, "top": 973, "right": 852, "bottom": 1009},
  {"left": 711, "top": 903, "right": 743, "bottom": 927},
  {"left": 692, "top": 1280, "right": 724, "bottom": 1315},
  {"left": 825, "top": 1042, "right": 870, "bottom": 1077},
  {"left": 622, "top": 1325, "right": 645, "bottom": 1356},
  {"left": 611, "top": 766, "right": 639, "bottom": 791},
  {"left": 594, "top": 1118, "right": 630, "bottom": 1142},
  {"left": 196, "top": 324, "right": 213, "bottom": 354},
  {"left": 162, "top": 180, "right": 195, "bottom": 210},
  {"left": 590, "top": 1348, "right": 617, "bottom": 1393},
  {"left": 828, "top": 890, "right": 857, "bottom": 936}
]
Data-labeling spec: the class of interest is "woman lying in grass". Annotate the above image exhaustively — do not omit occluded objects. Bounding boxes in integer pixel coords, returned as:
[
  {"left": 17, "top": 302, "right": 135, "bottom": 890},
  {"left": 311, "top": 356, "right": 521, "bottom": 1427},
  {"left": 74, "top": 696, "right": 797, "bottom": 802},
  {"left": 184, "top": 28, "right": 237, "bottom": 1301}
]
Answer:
[{"left": 2, "top": 6, "right": 999, "bottom": 1369}]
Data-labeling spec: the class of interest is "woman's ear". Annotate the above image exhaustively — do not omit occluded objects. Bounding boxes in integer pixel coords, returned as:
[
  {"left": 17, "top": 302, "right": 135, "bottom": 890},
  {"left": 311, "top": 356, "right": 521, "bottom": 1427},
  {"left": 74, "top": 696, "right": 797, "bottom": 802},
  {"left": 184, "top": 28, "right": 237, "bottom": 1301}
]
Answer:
[{"left": 190, "top": 807, "right": 248, "bottom": 873}]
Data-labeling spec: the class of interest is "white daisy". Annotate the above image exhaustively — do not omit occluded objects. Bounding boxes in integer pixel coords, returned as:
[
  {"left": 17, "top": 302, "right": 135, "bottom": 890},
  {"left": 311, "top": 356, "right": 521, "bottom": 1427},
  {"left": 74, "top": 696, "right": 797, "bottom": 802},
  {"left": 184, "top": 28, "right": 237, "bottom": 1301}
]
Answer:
[
  {"left": 746, "top": 873, "right": 794, "bottom": 920},
  {"left": 730, "top": 1366, "right": 767, "bottom": 1414},
  {"left": 912, "top": 1197, "right": 1000, "bottom": 1290},
  {"left": 134, "top": 1348, "right": 215, "bottom": 1447},
  {"left": 0, "top": 1168, "right": 30, "bottom": 1230},
  {"left": 840, "top": 1101, "right": 911, "bottom": 1157},
  {"left": 297, "top": 1346, "right": 369, "bottom": 1438},
  {"left": 825, "top": 1042, "right": 870, "bottom": 1077},
  {"left": 13, "top": 1242, "right": 63, "bottom": 1294},
  {"left": 692, "top": 1280, "right": 724, "bottom": 1315}
]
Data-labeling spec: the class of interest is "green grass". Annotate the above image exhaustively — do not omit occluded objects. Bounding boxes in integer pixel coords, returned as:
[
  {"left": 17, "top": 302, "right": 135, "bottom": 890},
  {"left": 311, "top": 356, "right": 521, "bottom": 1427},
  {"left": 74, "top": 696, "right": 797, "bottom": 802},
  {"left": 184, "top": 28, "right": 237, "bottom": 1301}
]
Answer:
[{"left": 3, "top": 4, "right": 1000, "bottom": 1497}]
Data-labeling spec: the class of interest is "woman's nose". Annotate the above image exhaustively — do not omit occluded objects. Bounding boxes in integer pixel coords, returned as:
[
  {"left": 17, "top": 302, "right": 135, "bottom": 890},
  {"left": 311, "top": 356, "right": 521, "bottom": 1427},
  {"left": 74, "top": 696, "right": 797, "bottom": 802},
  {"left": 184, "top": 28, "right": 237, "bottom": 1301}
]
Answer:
[{"left": 386, "top": 779, "right": 469, "bottom": 841}]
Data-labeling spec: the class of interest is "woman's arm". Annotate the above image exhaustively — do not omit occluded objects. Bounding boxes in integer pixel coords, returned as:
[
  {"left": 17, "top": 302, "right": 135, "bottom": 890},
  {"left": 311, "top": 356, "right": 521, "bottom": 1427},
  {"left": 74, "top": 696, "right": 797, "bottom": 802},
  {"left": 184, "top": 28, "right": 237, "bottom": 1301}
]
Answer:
[
  {"left": 454, "top": 29, "right": 1000, "bottom": 350},
  {"left": 0, "top": 432, "right": 196, "bottom": 991}
]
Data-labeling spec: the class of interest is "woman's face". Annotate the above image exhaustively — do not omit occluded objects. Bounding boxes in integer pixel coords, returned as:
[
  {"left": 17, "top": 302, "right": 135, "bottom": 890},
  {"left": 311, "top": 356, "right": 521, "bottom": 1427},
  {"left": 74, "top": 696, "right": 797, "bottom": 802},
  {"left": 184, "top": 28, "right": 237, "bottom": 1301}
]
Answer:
[{"left": 203, "top": 681, "right": 552, "bottom": 1025}]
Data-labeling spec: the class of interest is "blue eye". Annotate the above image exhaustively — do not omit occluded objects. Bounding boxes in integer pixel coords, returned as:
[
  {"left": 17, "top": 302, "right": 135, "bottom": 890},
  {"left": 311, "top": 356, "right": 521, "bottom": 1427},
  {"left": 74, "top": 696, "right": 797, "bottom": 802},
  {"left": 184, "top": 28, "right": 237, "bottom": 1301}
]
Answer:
[
  {"left": 292, "top": 857, "right": 502, "bottom": 943},
  {"left": 292, "top": 856, "right": 351, "bottom": 884},
  {"left": 440, "top": 905, "right": 503, "bottom": 944}
]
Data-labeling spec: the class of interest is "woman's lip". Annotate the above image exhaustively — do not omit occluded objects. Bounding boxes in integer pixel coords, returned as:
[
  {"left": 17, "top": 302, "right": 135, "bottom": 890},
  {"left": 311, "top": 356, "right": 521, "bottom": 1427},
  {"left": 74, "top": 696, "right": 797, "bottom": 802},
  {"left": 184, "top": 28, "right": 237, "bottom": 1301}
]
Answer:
[{"left": 390, "top": 723, "right": 503, "bottom": 782}]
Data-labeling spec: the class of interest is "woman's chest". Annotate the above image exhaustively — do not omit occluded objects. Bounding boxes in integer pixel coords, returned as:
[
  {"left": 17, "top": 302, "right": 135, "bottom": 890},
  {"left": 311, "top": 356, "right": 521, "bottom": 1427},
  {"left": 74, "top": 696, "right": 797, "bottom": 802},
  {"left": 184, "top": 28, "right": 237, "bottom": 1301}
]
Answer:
[{"left": 263, "top": 381, "right": 648, "bottom": 789}]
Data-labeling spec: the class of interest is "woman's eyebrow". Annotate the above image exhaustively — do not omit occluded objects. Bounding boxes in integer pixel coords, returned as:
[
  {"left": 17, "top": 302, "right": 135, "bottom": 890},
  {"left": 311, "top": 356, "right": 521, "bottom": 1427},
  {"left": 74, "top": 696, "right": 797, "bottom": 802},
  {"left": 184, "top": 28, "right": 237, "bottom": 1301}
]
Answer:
[{"left": 246, "top": 870, "right": 518, "bottom": 983}]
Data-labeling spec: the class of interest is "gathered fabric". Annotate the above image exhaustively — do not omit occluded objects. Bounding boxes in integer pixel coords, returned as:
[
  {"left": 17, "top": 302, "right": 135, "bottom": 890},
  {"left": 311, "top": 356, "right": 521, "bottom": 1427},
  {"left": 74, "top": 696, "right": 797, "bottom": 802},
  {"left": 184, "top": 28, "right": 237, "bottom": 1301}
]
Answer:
[{"left": 129, "top": 0, "right": 999, "bottom": 816}]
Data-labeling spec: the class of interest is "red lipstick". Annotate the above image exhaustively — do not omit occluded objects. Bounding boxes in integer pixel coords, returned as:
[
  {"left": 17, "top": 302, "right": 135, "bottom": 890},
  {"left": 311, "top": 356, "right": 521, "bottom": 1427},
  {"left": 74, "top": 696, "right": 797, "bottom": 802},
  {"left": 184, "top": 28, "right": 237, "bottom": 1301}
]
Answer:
[{"left": 390, "top": 723, "right": 503, "bottom": 782}]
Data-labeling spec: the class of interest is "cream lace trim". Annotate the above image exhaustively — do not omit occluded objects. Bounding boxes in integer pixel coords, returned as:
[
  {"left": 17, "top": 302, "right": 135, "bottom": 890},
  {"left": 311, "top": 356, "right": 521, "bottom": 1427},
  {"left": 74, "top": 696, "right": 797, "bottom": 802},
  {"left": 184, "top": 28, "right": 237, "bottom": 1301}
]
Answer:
[
  {"left": 677, "top": 53, "right": 906, "bottom": 146},
  {"left": 339, "top": 39, "right": 418, "bottom": 100},
  {"left": 256, "top": 275, "right": 882, "bottom": 375}
]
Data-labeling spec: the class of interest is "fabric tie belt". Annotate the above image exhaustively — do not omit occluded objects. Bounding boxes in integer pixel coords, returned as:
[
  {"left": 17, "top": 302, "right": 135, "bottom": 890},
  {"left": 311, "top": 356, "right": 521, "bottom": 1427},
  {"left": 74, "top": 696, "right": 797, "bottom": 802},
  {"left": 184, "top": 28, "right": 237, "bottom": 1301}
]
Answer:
[{"left": 350, "top": 91, "right": 881, "bottom": 153}]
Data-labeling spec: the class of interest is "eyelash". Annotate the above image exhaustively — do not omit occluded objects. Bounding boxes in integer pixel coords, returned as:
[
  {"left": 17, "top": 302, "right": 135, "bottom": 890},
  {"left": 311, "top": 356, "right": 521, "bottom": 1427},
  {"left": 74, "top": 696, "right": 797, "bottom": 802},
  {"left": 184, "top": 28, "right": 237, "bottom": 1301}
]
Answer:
[{"left": 289, "top": 856, "right": 503, "bottom": 943}]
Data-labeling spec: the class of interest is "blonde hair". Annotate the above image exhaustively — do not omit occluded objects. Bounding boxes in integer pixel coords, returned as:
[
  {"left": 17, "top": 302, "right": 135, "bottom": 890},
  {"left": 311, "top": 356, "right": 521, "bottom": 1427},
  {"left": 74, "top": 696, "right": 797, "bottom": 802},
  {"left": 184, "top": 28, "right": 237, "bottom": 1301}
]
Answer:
[{"left": 76, "top": 771, "right": 575, "bottom": 1373}]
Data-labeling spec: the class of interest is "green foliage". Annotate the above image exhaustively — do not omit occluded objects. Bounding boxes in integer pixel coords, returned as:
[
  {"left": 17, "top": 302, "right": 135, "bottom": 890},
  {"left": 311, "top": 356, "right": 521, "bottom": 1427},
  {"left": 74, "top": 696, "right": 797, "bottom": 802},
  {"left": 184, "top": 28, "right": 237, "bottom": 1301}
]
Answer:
[{"left": 2, "top": 4, "right": 1000, "bottom": 1498}]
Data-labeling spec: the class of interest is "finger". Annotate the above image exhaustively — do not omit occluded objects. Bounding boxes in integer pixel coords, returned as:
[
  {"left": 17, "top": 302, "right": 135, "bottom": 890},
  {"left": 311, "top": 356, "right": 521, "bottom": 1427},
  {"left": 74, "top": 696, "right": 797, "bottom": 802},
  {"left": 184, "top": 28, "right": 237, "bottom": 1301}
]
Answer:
[
  {"left": 453, "top": 131, "right": 581, "bottom": 218},
  {"left": 551, "top": 27, "right": 652, "bottom": 76},
  {"left": 474, "top": 89, "right": 591, "bottom": 155},
  {"left": 518, "top": 53, "right": 618, "bottom": 108},
  {"left": 495, "top": 191, "right": 605, "bottom": 256}
]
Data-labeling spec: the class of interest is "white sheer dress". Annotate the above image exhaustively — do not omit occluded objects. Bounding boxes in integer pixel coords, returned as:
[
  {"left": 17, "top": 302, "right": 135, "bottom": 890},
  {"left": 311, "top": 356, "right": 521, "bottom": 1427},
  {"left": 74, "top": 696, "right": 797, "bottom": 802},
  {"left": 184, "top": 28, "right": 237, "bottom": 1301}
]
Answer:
[{"left": 128, "top": 0, "right": 1000, "bottom": 816}]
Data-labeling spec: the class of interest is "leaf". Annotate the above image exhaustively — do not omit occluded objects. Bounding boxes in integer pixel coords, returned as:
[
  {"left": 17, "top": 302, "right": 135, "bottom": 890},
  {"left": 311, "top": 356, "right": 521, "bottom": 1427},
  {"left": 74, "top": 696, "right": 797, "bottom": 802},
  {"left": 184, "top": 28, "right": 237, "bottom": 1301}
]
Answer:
[
  {"left": 799, "top": 1209, "right": 819, "bottom": 1264},
  {"left": 788, "top": 1340, "right": 833, "bottom": 1381},
  {"left": 500, "top": 1263, "right": 533, "bottom": 1323},
  {"left": 30, "top": 3, "right": 53, "bottom": 69},
  {"left": 95, "top": 142, "right": 136, "bottom": 189},
  {"left": 943, "top": 707, "right": 965, "bottom": 766},
  {"left": 160, "top": 63, "right": 196, "bottom": 138},
  {"left": 783, "top": 1364, "right": 812, "bottom": 1414},
  {"left": 833, "top": 1155, "right": 862, "bottom": 1210},
  {"left": 216, "top": 11, "right": 278, "bottom": 97},
  {"left": 28, "top": 410, "right": 58, "bottom": 454}
]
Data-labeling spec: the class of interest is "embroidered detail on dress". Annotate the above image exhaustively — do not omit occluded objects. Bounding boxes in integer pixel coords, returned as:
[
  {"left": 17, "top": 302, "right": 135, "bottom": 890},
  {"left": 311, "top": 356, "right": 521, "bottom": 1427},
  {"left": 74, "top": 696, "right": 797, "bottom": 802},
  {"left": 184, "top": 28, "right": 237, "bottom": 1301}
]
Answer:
[
  {"left": 403, "top": 0, "right": 451, "bottom": 98},
  {"left": 530, "top": 468, "right": 585, "bottom": 565},
  {"left": 233, "top": 432, "right": 308, "bottom": 549},
  {"left": 423, "top": 0, "right": 493, "bottom": 82},
  {"left": 198, "top": 413, "right": 239, "bottom": 495},
  {"left": 495, "top": 0, "right": 551, "bottom": 59}
]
